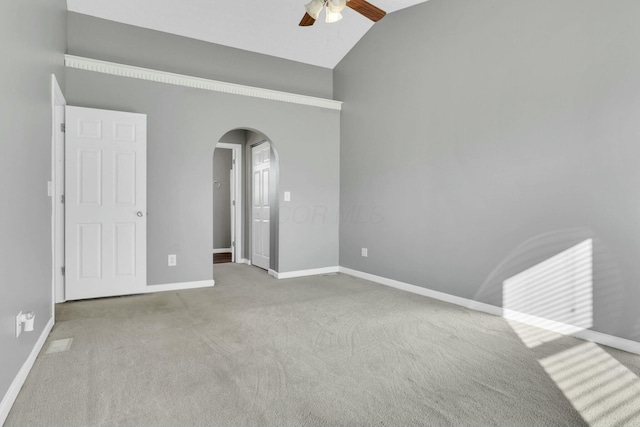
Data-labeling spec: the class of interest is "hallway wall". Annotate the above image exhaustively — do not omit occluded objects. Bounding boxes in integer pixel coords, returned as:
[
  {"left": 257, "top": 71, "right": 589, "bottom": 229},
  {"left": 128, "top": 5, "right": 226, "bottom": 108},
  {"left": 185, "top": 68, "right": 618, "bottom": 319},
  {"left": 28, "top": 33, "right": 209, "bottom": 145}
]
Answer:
[{"left": 0, "top": 0, "right": 67, "bottom": 414}]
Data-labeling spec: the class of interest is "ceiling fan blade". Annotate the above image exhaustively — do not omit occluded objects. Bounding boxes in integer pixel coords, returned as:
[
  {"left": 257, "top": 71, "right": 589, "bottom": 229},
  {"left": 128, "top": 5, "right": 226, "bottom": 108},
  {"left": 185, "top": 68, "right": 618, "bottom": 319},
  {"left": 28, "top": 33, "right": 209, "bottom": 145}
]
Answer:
[
  {"left": 346, "top": 0, "right": 386, "bottom": 22},
  {"left": 299, "top": 13, "right": 316, "bottom": 26}
]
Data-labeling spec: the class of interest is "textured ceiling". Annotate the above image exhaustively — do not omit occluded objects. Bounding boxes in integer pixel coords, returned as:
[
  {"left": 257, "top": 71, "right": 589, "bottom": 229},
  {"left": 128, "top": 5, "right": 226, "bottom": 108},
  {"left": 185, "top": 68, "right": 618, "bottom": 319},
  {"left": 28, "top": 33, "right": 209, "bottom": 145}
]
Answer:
[{"left": 66, "top": 0, "right": 429, "bottom": 69}]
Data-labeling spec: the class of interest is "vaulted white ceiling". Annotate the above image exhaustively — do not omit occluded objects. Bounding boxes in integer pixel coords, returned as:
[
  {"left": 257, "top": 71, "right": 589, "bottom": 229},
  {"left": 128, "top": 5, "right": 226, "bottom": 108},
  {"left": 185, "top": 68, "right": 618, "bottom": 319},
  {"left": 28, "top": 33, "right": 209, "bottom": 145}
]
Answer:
[{"left": 66, "top": 0, "right": 428, "bottom": 69}]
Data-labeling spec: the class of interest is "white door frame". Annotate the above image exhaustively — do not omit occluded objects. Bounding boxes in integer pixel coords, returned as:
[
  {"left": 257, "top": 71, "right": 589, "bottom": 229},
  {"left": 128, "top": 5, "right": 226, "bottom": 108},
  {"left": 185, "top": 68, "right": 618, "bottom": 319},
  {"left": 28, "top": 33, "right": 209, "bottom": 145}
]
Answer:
[
  {"left": 215, "top": 143, "right": 243, "bottom": 263},
  {"left": 51, "top": 75, "right": 66, "bottom": 308}
]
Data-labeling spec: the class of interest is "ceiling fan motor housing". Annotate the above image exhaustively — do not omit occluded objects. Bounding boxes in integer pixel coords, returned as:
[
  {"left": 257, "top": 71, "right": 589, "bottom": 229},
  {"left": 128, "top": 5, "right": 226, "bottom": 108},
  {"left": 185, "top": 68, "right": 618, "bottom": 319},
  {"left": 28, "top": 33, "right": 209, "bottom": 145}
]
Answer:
[{"left": 328, "top": 0, "right": 347, "bottom": 13}]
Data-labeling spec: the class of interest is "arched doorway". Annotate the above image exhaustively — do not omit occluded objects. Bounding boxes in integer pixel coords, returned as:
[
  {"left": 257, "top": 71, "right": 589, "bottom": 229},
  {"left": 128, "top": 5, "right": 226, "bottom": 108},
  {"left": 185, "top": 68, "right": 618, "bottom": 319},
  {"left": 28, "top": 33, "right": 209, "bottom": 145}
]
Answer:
[{"left": 213, "top": 128, "right": 280, "bottom": 274}]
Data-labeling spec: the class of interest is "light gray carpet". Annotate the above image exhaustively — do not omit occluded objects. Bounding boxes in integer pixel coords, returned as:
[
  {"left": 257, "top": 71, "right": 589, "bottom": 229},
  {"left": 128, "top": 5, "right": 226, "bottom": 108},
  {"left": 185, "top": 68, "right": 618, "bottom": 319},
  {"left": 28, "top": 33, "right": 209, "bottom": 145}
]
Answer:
[{"left": 6, "top": 264, "right": 640, "bottom": 426}]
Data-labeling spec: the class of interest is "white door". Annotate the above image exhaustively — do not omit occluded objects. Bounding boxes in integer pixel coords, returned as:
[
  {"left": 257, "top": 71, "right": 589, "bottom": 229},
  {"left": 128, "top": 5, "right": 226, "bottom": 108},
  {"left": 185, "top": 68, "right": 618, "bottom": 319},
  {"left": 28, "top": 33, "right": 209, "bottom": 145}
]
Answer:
[
  {"left": 65, "top": 106, "right": 147, "bottom": 300},
  {"left": 251, "top": 142, "right": 270, "bottom": 270}
]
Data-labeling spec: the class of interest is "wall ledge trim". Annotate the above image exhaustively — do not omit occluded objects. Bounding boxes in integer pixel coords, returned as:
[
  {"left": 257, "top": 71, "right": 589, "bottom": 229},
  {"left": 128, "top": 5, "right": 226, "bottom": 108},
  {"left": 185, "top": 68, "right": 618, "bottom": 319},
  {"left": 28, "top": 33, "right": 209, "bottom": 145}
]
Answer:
[
  {"left": 146, "top": 280, "right": 214, "bottom": 293},
  {"left": 213, "top": 248, "right": 232, "bottom": 254},
  {"left": 64, "top": 55, "right": 342, "bottom": 111},
  {"left": 338, "top": 267, "right": 640, "bottom": 356},
  {"left": 0, "top": 317, "right": 54, "bottom": 425}
]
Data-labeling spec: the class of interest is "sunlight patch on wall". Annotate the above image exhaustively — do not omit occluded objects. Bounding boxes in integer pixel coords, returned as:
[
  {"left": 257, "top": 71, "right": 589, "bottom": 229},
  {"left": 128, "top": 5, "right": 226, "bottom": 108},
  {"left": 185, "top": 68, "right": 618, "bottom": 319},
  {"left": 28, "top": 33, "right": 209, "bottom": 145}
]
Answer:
[
  {"left": 503, "top": 239, "right": 593, "bottom": 348},
  {"left": 540, "top": 342, "right": 640, "bottom": 426}
]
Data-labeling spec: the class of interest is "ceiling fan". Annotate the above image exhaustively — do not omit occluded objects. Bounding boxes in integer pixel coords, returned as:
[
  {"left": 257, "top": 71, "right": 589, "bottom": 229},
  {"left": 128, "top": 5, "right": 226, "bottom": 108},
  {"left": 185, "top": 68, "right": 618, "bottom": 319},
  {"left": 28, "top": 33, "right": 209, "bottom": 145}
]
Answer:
[{"left": 299, "top": 0, "right": 386, "bottom": 26}]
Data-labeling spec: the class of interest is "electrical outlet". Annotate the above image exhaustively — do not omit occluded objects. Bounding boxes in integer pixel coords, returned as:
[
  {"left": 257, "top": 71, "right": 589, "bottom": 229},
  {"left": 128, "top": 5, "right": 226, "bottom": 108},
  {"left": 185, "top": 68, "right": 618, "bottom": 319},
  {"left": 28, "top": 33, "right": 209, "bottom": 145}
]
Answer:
[
  {"left": 16, "top": 311, "right": 23, "bottom": 338},
  {"left": 168, "top": 254, "right": 177, "bottom": 267},
  {"left": 361, "top": 248, "right": 368, "bottom": 257}
]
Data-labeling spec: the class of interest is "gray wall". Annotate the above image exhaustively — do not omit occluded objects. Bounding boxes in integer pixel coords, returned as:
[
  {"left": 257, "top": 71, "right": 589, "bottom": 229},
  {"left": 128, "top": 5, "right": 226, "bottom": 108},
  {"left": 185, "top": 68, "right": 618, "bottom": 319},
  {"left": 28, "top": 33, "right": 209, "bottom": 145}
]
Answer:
[
  {"left": 213, "top": 148, "right": 233, "bottom": 249},
  {"left": 0, "top": 0, "right": 66, "bottom": 406},
  {"left": 65, "top": 15, "right": 339, "bottom": 282},
  {"left": 67, "top": 12, "right": 333, "bottom": 99},
  {"left": 219, "top": 130, "right": 246, "bottom": 146},
  {"left": 65, "top": 70, "right": 340, "bottom": 284},
  {"left": 335, "top": 0, "right": 640, "bottom": 342}
]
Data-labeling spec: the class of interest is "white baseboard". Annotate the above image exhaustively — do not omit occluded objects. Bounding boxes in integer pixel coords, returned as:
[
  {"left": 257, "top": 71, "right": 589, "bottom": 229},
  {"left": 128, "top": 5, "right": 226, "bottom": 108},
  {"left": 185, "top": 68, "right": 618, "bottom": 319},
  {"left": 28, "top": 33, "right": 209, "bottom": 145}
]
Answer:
[
  {"left": 145, "top": 280, "right": 215, "bottom": 293},
  {"left": 338, "top": 267, "right": 640, "bottom": 356},
  {"left": 338, "top": 267, "right": 502, "bottom": 316},
  {"left": 272, "top": 266, "right": 340, "bottom": 279},
  {"left": 213, "top": 248, "right": 232, "bottom": 254},
  {"left": 240, "top": 259, "right": 251, "bottom": 265},
  {"left": 570, "top": 326, "right": 640, "bottom": 354},
  {"left": 0, "top": 317, "right": 54, "bottom": 425}
]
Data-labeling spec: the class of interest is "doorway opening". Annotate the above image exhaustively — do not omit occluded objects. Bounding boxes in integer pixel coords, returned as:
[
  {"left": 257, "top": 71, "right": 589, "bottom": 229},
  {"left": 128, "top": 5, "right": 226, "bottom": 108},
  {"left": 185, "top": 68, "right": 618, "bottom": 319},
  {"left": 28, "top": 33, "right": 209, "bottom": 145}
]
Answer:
[
  {"left": 214, "top": 129, "right": 279, "bottom": 274},
  {"left": 213, "top": 143, "right": 237, "bottom": 264}
]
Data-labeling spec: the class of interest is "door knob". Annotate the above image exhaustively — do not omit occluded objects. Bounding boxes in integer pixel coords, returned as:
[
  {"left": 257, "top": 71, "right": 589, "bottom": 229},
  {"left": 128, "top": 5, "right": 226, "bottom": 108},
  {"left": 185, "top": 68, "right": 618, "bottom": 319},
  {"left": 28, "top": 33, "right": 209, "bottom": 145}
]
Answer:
[{"left": 137, "top": 211, "right": 143, "bottom": 217}]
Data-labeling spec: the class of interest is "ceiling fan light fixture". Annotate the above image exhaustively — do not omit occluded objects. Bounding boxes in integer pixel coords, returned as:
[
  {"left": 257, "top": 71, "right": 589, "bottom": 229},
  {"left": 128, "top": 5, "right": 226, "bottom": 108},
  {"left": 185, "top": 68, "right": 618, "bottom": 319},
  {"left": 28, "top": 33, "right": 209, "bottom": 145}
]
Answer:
[
  {"left": 325, "top": 8, "right": 343, "bottom": 23},
  {"left": 304, "top": 0, "right": 324, "bottom": 20},
  {"left": 327, "top": 0, "right": 347, "bottom": 13}
]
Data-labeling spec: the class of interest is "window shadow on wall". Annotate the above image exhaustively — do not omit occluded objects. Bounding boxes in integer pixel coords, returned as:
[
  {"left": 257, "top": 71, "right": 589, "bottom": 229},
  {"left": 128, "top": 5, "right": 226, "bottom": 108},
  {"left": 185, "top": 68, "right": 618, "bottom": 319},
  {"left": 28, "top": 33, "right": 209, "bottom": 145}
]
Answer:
[{"left": 489, "top": 232, "right": 640, "bottom": 425}]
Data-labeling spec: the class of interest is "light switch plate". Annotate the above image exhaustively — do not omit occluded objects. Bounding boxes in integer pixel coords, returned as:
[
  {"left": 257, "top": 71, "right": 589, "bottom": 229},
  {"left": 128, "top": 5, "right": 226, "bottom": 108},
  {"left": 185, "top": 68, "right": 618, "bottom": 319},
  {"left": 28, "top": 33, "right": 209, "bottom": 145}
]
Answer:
[
  {"left": 284, "top": 191, "right": 291, "bottom": 202},
  {"left": 361, "top": 248, "right": 368, "bottom": 257},
  {"left": 168, "top": 254, "right": 177, "bottom": 266}
]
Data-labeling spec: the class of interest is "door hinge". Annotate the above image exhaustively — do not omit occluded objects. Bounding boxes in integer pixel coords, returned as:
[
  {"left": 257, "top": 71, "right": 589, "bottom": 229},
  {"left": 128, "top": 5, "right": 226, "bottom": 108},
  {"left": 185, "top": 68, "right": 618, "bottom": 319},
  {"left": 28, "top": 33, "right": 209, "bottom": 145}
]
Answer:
[
  {"left": 232, "top": 241, "right": 235, "bottom": 247},
  {"left": 61, "top": 266, "right": 65, "bottom": 276},
  {"left": 60, "top": 194, "right": 65, "bottom": 204},
  {"left": 60, "top": 123, "right": 66, "bottom": 133},
  {"left": 232, "top": 200, "right": 236, "bottom": 206}
]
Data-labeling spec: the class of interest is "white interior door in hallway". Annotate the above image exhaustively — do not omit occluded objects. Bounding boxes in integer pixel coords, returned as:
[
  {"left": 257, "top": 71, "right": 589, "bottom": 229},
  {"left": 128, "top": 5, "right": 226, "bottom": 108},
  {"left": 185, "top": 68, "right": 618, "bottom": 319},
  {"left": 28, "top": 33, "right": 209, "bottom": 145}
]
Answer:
[
  {"left": 65, "top": 106, "right": 147, "bottom": 300},
  {"left": 251, "top": 142, "right": 270, "bottom": 270}
]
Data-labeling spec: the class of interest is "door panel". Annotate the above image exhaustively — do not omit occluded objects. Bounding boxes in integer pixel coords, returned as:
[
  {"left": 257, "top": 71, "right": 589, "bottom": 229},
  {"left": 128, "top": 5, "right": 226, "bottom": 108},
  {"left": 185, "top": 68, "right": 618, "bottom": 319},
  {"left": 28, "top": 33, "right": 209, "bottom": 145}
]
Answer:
[
  {"left": 78, "top": 150, "right": 101, "bottom": 205},
  {"left": 78, "top": 223, "right": 101, "bottom": 279},
  {"left": 65, "top": 106, "right": 147, "bottom": 300},
  {"left": 113, "top": 122, "right": 136, "bottom": 141},
  {"left": 251, "top": 143, "right": 270, "bottom": 270},
  {"left": 114, "top": 223, "right": 136, "bottom": 276},
  {"left": 114, "top": 152, "right": 136, "bottom": 205}
]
